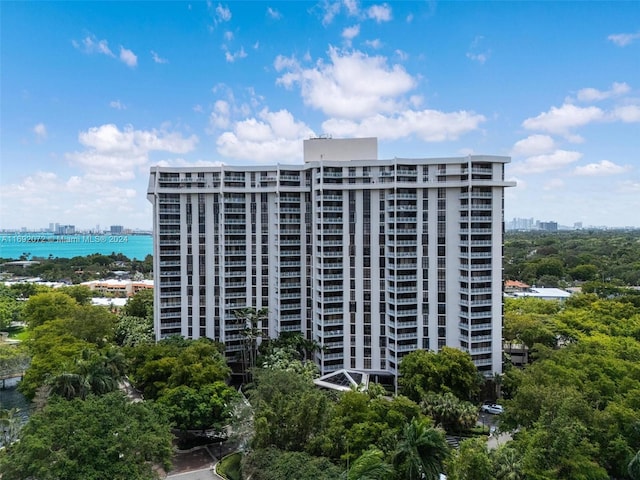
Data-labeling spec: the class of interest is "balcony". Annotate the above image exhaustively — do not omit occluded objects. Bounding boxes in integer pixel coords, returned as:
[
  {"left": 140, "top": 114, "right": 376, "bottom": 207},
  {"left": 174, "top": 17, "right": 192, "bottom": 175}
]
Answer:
[
  {"left": 159, "top": 239, "right": 181, "bottom": 246},
  {"left": 395, "top": 343, "right": 418, "bottom": 352},
  {"left": 281, "top": 271, "right": 302, "bottom": 278},
  {"left": 393, "top": 309, "right": 418, "bottom": 317},
  {"left": 460, "top": 287, "right": 493, "bottom": 294},
  {"left": 160, "top": 291, "right": 182, "bottom": 298},
  {"left": 280, "top": 239, "right": 301, "bottom": 245},
  {"left": 280, "top": 301, "right": 302, "bottom": 310},
  {"left": 159, "top": 270, "right": 181, "bottom": 277},
  {"left": 388, "top": 193, "right": 417, "bottom": 200},
  {"left": 459, "top": 240, "right": 493, "bottom": 247},
  {"left": 159, "top": 260, "right": 181, "bottom": 267},
  {"left": 388, "top": 274, "right": 417, "bottom": 281},
  {"left": 459, "top": 228, "right": 493, "bottom": 234},
  {"left": 459, "top": 192, "right": 492, "bottom": 199},
  {"left": 387, "top": 285, "right": 417, "bottom": 293},
  {"left": 322, "top": 329, "right": 344, "bottom": 337},
  {"left": 322, "top": 318, "right": 344, "bottom": 326},
  {"left": 460, "top": 299, "right": 493, "bottom": 307},
  {"left": 458, "top": 319, "right": 492, "bottom": 330},
  {"left": 321, "top": 240, "right": 343, "bottom": 247},
  {"left": 278, "top": 260, "right": 300, "bottom": 267},
  {"left": 224, "top": 196, "right": 246, "bottom": 203}
]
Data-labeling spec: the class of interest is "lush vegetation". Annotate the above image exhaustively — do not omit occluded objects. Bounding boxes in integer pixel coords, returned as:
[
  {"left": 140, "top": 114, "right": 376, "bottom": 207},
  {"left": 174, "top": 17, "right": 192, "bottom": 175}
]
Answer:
[
  {"left": 0, "top": 284, "right": 25, "bottom": 330},
  {"left": 504, "top": 229, "right": 640, "bottom": 287},
  {"left": 501, "top": 293, "right": 640, "bottom": 479},
  {"left": 0, "top": 392, "right": 173, "bottom": 480},
  {"left": 0, "top": 288, "right": 237, "bottom": 478},
  {"left": 3, "top": 231, "right": 640, "bottom": 479},
  {"left": 218, "top": 452, "right": 243, "bottom": 480},
  {"left": 1, "top": 252, "right": 153, "bottom": 284}
]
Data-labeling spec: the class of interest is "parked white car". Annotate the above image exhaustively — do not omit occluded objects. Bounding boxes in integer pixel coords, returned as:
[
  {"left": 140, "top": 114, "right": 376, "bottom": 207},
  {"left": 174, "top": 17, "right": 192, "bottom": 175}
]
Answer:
[{"left": 481, "top": 404, "right": 504, "bottom": 414}]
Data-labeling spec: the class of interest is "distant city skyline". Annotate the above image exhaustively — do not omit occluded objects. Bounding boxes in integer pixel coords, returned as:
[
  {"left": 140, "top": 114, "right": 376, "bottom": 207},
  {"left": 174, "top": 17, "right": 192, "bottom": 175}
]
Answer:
[{"left": 1, "top": 2, "right": 639, "bottom": 229}]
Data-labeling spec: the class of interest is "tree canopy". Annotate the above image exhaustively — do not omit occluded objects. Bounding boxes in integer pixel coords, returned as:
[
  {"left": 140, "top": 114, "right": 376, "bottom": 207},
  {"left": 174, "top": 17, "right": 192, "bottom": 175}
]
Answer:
[
  {"left": 0, "top": 392, "right": 173, "bottom": 480},
  {"left": 398, "top": 347, "right": 481, "bottom": 402}
]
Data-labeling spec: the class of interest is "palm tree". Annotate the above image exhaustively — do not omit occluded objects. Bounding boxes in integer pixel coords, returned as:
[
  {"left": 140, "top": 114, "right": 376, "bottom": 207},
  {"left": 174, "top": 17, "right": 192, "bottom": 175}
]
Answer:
[
  {"left": 629, "top": 450, "right": 640, "bottom": 480},
  {"left": 492, "top": 444, "right": 525, "bottom": 480},
  {"left": 233, "top": 307, "right": 268, "bottom": 383},
  {"left": 393, "top": 418, "right": 450, "bottom": 480},
  {"left": 345, "top": 447, "right": 394, "bottom": 480},
  {"left": 0, "top": 408, "right": 23, "bottom": 446},
  {"left": 493, "top": 372, "right": 503, "bottom": 400},
  {"left": 47, "top": 371, "right": 89, "bottom": 400}
]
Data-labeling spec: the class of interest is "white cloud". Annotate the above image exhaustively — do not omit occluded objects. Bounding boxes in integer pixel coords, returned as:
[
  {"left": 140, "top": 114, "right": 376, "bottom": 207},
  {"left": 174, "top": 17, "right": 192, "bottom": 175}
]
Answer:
[
  {"left": 208, "top": 100, "right": 231, "bottom": 130},
  {"left": 365, "top": 39, "right": 382, "bottom": 49},
  {"left": 394, "top": 49, "right": 408, "bottom": 61},
  {"left": 216, "top": 108, "right": 315, "bottom": 162},
  {"left": 67, "top": 124, "right": 198, "bottom": 181},
  {"left": 33, "top": 123, "right": 47, "bottom": 141},
  {"left": 466, "top": 36, "right": 490, "bottom": 64},
  {"left": 367, "top": 4, "right": 392, "bottom": 22},
  {"left": 73, "top": 35, "right": 114, "bottom": 57},
  {"left": 215, "top": 3, "right": 232, "bottom": 23},
  {"left": 225, "top": 47, "right": 247, "bottom": 63},
  {"left": 109, "top": 100, "right": 127, "bottom": 110},
  {"left": 342, "top": 24, "right": 360, "bottom": 42},
  {"left": 267, "top": 7, "right": 282, "bottom": 19},
  {"left": 466, "top": 52, "right": 488, "bottom": 64},
  {"left": 509, "top": 150, "right": 583, "bottom": 175},
  {"left": 224, "top": 31, "right": 234, "bottom": 41},
  {"left": 151, "top": 50, "right": 168, "bottom": 64},
  {"left": 608, "top": 31, "right": 640, "bottom": 47},
  {"left": 511, "top": 134, "right": 556, "bottom": 157},
  {"left": 318, "top": 1, "right": 341, "bottom": 25},
  {"left": 0, "top": 171, "right": 141, "bottom": 227},
  {"left": 155, "top": 158, "right": 225, "bottom": 168},
  {"left": 193, "top": 104, "right": 204, "bottom": 113},
  {"left": 575, "top": 82, "right": 630, "bottom": 102},
  {"left": 273, "top": 47, "right": 483, "bottom": 143},
  {"left": 343, "top": 0, "right": 359, "bottom": 16},
  {"left": 612, "top": 105, "right": 640, "bottom": 123},
  {"left": 543, "top": 178, "right": 564, "bottom": 190},
  {"left": 119, "top": 46, "right": 138, "bottom": 67},
  {"left": 73, "top": 35, "right": 137, "bottom": 68},
  {"left": 276, "top": 47, "right": 416, "bottom": 119},
  {"left": 573, "top": 160, "right": 631, "bottom": 176},
  {"left": 274, "top": 54, "right": 300, "bottom": 72},
  {"left": 522, "top": 103, "right": 605, "bottom": 135},
  {"left": 322, "top": 109, "right": 485, "bottom": 142}
]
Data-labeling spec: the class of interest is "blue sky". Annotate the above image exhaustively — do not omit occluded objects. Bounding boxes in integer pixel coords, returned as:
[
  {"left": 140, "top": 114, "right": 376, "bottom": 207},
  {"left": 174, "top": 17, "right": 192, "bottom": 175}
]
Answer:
[{"left": 1, "top": 1, "right": 639, "bottom": 230}]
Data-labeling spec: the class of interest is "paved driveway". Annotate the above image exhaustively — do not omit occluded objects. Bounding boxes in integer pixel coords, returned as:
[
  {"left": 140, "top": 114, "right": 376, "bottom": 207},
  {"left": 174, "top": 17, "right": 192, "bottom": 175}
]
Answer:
[{"left": 166, "top": 465, "right": 224, "bottom": 480}]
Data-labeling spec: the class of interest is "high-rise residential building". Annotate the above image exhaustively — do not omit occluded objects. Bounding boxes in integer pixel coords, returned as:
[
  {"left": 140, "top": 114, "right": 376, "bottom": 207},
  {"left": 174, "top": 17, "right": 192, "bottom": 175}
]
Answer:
[{"left": 147, "top": 137, "right": 515, "bottom": 377}]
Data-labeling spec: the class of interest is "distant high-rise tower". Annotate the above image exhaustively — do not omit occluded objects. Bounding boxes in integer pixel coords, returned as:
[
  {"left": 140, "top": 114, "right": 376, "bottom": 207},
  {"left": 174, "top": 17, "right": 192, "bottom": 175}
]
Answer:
[{"left": 148, "top": 138, "right": 515, "bottom": 376}]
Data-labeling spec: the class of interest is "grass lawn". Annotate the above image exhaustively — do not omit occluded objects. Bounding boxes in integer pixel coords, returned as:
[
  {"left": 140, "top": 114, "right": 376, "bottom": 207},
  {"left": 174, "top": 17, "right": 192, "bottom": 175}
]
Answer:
[
  {"left": 7, "top": 325, "right": 29, "bottom": 341},
  {"left": 217, "top": 452, "right": 242, "bottom": 480}
]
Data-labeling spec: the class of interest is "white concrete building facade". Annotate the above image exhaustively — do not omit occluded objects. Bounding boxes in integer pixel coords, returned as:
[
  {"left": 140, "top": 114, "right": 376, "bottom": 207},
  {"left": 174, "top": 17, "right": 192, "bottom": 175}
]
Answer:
[{"left": 147, "top": 137, "right": 515, "bottom": 376}]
